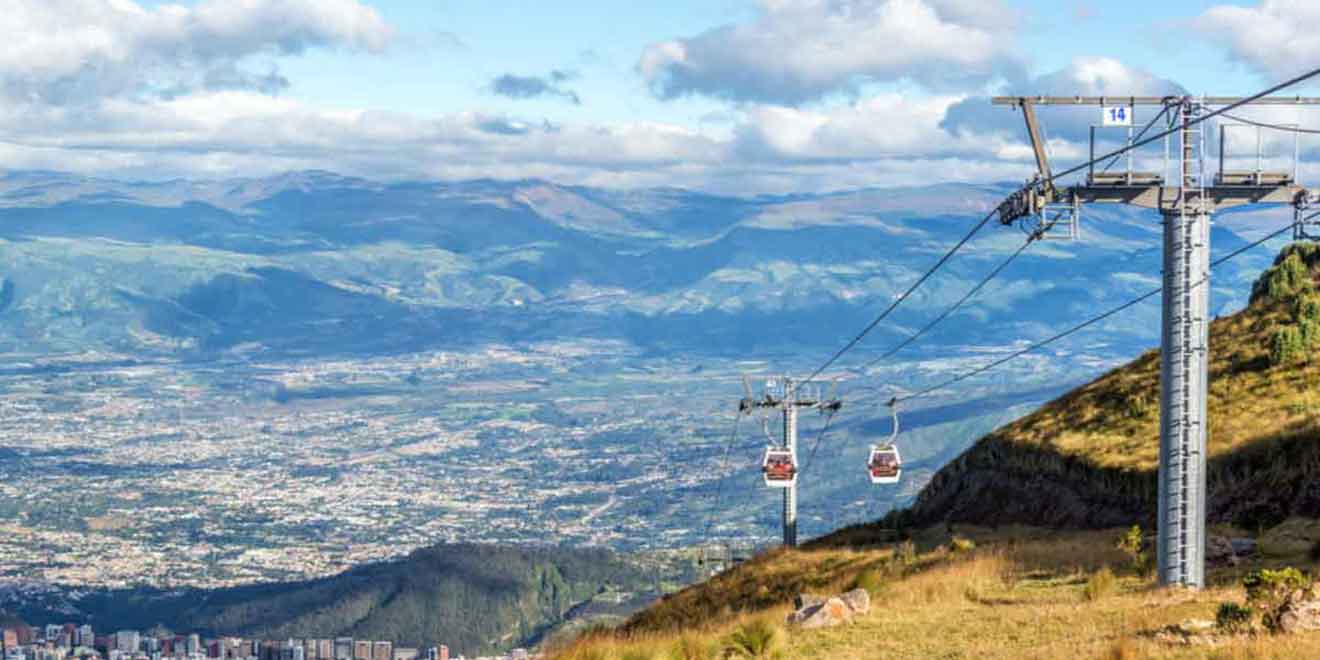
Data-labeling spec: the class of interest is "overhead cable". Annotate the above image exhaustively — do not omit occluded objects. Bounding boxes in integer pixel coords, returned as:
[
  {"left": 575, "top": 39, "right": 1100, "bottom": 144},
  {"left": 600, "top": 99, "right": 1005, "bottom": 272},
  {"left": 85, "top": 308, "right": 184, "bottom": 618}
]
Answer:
[{"left": 891, "top": 221, "right": 1298, "bottom": 405}]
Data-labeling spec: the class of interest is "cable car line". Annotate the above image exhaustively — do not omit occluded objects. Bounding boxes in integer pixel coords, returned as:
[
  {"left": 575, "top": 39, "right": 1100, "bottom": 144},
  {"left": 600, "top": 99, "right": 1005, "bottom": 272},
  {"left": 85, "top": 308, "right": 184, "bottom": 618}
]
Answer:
[
  {"left": 855, "top": 234, "right": 1039, "bottom": 373},
  {"left": 798, "top": 404, "right": 839, "bottom": 475},
  {"left": 799, "top": 206, "right": 1001, "bottom": 387},
  {"left": 697, "top": 412, "right": 743, "bottom": 546},
  {"left": 1218, "top": 111, "right": 1320, "bottom": 135},
  {"left": 889, "top": 220, "right": 1298, "bottom": 407}
]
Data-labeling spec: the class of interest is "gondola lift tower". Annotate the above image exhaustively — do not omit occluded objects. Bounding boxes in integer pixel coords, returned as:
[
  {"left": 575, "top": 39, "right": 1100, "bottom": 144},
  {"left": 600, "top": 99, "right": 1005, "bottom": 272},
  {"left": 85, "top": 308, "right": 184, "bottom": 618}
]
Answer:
[
  {"left": 995, "top": 93, "right": 1320, "bottom": 588},
  {"left": 739, "top": 376, "right": 841, "bottom": 548}
]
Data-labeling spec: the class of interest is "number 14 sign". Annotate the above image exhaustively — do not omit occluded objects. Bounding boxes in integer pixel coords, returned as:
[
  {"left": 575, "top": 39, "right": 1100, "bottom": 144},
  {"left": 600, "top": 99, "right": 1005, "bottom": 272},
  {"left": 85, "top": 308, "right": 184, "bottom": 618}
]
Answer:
[{"left": 1103, "top": 106, "right": 1133, "bottom": 127}]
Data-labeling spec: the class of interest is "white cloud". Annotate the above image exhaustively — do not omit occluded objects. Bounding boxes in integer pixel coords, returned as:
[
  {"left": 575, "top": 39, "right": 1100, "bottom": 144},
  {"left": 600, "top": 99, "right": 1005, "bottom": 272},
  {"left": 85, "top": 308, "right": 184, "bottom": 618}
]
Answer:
[
  {"left": 638, "top": 0, "right": 1021, "bottom": 105},
  {"left": 0, "top": 0, "right": 392, "bottom": 103},
  {"left": 941, "top": 57, "right": 1186, "bottom": 143},
  {"left": 1197, "top": 1, "right": 1320, "bottom": 81}
]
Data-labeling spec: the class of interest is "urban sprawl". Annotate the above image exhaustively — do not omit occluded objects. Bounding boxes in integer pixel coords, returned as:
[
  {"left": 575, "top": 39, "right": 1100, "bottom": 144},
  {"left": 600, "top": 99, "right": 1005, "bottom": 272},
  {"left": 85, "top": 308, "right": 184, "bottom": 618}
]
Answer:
[{"left": 0, "top": 625, "right": 534, "bottom": 660}]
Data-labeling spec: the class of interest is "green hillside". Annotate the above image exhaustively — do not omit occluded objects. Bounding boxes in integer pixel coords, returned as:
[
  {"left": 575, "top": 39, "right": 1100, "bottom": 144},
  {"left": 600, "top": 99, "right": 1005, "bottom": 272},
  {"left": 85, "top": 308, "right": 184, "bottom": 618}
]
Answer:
[{"left": 18, "top": 544, "right": 658, "bottom": 658}]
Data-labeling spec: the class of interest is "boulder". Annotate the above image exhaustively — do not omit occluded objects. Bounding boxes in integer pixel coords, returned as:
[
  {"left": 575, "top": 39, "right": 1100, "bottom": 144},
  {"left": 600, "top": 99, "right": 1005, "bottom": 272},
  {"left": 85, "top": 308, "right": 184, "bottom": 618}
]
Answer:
[
  {"left": 1278, "top": 596, "right": 1320, "bottom": 633},
  {"left": 1207, "top": 536, "right": 1238, "bottom": 565},
  {"left": 786, "top": 588, "right": 872, "bottom": 628},
  {"left": 840, "top": 588, "right": 871, "bottom": 615},
  {"left": 1259, "top": 517, "right": 1320, "bottom": 558},
  {"left": 794, "top": 593, "right": 826, "bottom": 611},
  {"left": 795, "top": 597, "right": 854, "bottom": 630},
  {"left": 1230, "top": 538, "right": 1258, "bottom": 557}
]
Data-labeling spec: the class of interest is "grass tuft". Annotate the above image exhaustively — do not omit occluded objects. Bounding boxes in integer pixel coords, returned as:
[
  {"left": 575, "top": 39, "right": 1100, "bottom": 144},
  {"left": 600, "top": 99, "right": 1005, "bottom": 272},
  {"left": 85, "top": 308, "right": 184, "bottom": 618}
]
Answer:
[{"left": 1082, "top": 565, "right": 1118, "bottom": 601}]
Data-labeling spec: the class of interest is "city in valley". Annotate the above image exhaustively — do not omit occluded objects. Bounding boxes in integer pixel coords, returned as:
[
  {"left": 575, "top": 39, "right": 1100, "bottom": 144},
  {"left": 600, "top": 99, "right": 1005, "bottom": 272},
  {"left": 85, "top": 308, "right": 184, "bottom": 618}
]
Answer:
[{"left": 0, "top": 622, "right": 498, "bottom": 660}]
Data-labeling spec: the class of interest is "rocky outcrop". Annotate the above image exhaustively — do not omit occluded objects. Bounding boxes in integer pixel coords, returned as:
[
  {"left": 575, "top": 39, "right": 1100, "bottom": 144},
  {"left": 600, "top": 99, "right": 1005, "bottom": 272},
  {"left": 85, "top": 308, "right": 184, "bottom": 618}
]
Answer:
[{"left": 785, "top": 589, "right": 870, "bottom": 629}]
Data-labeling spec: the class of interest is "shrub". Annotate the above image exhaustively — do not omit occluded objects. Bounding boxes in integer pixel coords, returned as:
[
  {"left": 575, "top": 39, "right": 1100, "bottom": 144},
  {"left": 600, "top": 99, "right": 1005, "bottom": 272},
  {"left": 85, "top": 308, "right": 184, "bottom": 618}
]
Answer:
[
  {"left": 1271, "top": 326, "right": 1306, "bottom": 366},
  {"left": 1083, "top": 566, "right": 1118, "bottom": 601},
  {"left": 1301, "top": 318, "right": 1320, "bottom": 349},
  {"left": 1253, "top": 246, "right": 1317, "bottom": 304},
  {"left": 669, "top": 635, "right": 716, "bottom": 660},
  {"left": 1116, "top": 526, "right": 1147, "bottom": 575},
  {"left": 722, "top": 618, "right": 784, "bottom": 659},
  {"left": 1215, "top": 602, "right": 1255, "bottom": 634},
  {"left": 852, "top": 568, "right": 888, "bottom": 597},
  {"left": 1243, "top": 567, "right": 1313, "bottom": 632},
  {"left": 1123, "top": 392, "right": 1152, "bottom": 419},
  {"left": 896, "top": 540, "right": 917, "bottom": 567},
  {"left": 950, "top": 536, "right": 976, "bottom": 554},
  {"left": 1101, "top": 639, "right": 1140, "bottom": 660},
  {"left": 1295, "top": 294, "right": 1320, "bottom": 323}
]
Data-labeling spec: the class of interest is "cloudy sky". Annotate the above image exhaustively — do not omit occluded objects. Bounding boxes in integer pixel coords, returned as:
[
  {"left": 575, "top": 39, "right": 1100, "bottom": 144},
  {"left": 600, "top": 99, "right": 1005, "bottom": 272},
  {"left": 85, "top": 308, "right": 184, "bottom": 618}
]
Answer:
[{"left": 2, "top": 0, "right": 1319, "bottom": 193}]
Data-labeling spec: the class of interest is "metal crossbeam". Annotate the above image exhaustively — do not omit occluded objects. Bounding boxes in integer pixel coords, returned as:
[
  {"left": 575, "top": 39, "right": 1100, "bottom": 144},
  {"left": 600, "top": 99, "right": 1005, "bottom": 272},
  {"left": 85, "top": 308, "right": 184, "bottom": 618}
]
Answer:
[{"left": 994, "top": 96, "right": 1320, "bottom": 106}]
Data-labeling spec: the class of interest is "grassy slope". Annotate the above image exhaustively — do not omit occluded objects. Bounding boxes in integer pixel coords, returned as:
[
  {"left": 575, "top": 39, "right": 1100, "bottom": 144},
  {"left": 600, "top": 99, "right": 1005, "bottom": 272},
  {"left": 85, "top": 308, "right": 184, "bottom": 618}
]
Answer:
[
  {"left": 550, "top": 244, "right": 1320, "bottom": 658},
  {"left": 907, "top": 243, "right": 1320, "bottom": 531},
  {"left": 551, "top": 525, "right": 1320, "bottom": 659}
]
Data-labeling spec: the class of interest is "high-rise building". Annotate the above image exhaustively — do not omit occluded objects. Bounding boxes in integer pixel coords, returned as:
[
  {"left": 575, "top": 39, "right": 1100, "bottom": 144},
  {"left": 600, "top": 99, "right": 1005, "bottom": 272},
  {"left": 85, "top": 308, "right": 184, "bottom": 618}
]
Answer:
[
  {"left": 332, "top": 639, "right": 352, "bottom": 660},
  {"left": 2, "top": 629, "right": 17, "bottom": 651},
  {"left": 44, "top": 626, "right": 61, "bottom": 643},
  {"left": 437, "top": 646, "right": 447, "bottom": 660},
  {"left": 187, "top": 635, "right": 201, "bottom": 656},
  {"left": 389, "top": 648, "right": 416, "bottom": 660},
  {"left": 352, "top": 641, "right": 369, "bottom": 660},
  {"left": 316, "top": 640, "right": 332, "bottom": 660},
  {"left": 116, "top": 631, "right": 141, "bottom": 654},
  {"left": 370, "top": 642, "right": 390, "bottom": 660},
  {"left": 77, "top": 626, "right": 94, "bottom": 648}
]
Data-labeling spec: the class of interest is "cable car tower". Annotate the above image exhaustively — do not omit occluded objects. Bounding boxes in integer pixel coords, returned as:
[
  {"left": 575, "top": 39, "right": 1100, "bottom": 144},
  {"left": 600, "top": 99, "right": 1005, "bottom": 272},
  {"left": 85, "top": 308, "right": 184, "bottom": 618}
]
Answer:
[
  {"left": 995, "top": 94, "right": 1320, "bottom": 588},
  {"left": 739, "top": 376, "right": 841, "bottom": 547}
]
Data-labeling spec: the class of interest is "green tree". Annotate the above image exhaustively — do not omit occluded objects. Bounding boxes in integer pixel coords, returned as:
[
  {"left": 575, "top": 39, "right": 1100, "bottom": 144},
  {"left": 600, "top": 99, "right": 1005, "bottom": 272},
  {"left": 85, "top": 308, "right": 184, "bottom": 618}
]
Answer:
[{"left": 1272, "top": 326, "right": 1306, "bottom": 366}]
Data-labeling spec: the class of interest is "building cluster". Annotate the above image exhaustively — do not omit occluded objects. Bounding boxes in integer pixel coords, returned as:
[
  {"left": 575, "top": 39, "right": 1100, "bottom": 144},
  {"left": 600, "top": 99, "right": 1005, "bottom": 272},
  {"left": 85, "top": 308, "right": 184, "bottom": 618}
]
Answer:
[{"left": 0, "top": 626, "right": 495, "bottom": 660}]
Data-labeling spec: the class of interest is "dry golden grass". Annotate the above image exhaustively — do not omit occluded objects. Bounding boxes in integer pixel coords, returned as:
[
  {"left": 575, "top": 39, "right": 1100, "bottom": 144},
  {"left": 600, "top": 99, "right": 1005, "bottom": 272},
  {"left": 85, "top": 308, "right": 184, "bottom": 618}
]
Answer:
[{"left": 549, "top": 528, "right": 1320, "bottom": 659}]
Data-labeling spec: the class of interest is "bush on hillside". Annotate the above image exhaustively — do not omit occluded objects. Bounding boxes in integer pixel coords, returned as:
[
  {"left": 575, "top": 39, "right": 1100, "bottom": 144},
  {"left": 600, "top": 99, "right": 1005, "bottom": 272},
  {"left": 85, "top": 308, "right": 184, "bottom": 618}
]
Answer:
[
  {"left": 1252, "top": 244, "right": 1318, "bottom": 304},
  {"left": 722, "top": 618, "right": 784, "bottom": 659},
  {"left": 949, "top": 536, "right": 976, "bottom": 554},
  {"left": 896, "top": 540, "right": 917, "bottom": 567},
  {"left": 1244, "top": 567, "right": 1314, "bottom": 632},
  {"left": 670, "top": 635, "right": 717, "bottom": 660},
  {"left": 1295, "top": 294, "right": 1320, "bottom": 323},
  {"left": 1301, "top": 319, "right": 1320, "bottom": 350},
  {"left": 852, "top": 568, "right": 889, "bottom": 597},
  {"left": 1272, "top": 326, "right": 1307, "bottom": 366},
  {"left": 1215, "top": 602, "right": 1255, "bottom": 634},
  {"left": 1082, "top": 566, "right": 1118, "bottom": 601},
  {"left": 1115, "top": 526, "right": 1149, "bottom": 575}
]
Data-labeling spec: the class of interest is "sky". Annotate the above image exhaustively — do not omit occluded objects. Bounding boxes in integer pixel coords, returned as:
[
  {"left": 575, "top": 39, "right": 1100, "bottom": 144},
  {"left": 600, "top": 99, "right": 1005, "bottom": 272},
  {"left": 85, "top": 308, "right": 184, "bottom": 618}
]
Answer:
[{"left": 2, "top": 0, "right": 1319, "bottom": 194}]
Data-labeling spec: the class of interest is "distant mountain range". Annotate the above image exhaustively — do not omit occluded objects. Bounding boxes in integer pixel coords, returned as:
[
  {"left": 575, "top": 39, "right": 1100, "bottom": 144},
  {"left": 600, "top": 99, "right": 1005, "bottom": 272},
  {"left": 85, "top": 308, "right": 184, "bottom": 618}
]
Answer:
[{"left": 0, "top": 169, "right": 1291, "bottom": 361}]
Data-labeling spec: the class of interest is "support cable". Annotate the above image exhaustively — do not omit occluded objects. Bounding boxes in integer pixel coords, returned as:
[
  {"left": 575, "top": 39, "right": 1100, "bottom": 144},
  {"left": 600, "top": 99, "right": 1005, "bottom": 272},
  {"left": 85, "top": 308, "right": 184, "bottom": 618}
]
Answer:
[
  {"left": 856, "top": 235, "right": 1038, "bottom": 372},
  {"left": 891, "top": 221, "right": 1298, "bottom": 406},
  {"left": 1218, "top": 111, "right": 1320, "bottom": 135},
  {"left": 798, "top": 406, "right": 839, "bottom": 474},
  {"left": 698, "top": 412, "right": 743, "bottom": 545},
  {"left": 800, "top": 207, "right": 999, "bottom": 386}
]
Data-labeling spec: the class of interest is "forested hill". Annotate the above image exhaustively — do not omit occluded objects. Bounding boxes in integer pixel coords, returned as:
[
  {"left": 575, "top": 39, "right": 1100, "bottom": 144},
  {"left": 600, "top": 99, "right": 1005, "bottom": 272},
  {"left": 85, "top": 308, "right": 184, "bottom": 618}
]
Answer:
[{"left": 12, "top": 543, "right": 658, "bottom": 658}]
